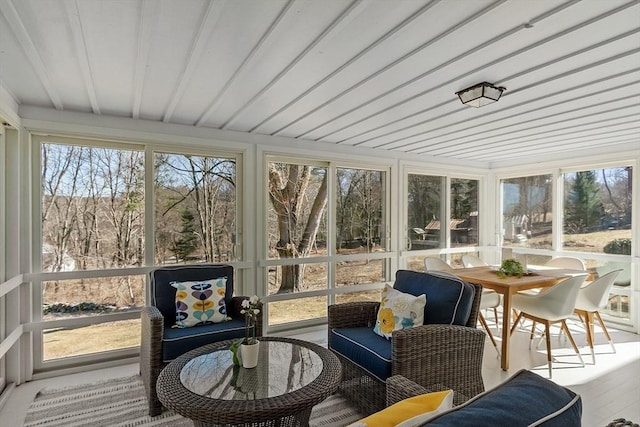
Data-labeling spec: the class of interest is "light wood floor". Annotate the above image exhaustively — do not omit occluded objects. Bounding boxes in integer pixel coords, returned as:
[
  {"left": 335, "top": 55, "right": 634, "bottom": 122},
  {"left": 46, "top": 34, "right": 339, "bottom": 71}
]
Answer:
[{"left": 1, "top": 319, "right": 639, "bottom": 427}]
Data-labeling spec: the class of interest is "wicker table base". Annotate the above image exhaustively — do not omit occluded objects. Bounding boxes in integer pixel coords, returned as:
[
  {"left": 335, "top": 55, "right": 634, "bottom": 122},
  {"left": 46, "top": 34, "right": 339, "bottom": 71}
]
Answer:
[{"left": 157, "top": 337, "right": 341, "bottom": 427}]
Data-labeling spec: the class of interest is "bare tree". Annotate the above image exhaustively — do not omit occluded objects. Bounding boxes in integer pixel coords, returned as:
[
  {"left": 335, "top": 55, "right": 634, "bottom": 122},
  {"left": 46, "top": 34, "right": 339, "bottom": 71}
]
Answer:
[
  {"left": 336, "top": 169, "right": 383, "bottom": 252},
  {"left": 268, "top": 163, "right": 328, "bottom": 293},
  {"left": 41, "top": 144, "right": 83, "bottom": 272},
  {"left": 97, "top": 149, "right": 145, "bottom": 269},
  {"left": 154, "top": 154, "right": 236, "bottom": 264},
  {"left": 75, "top": 148, "right": 102, "bottom": 270}
]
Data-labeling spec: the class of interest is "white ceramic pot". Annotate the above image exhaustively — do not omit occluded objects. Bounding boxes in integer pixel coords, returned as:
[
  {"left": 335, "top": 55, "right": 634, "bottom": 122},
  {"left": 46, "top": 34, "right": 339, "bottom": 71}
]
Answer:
[{"left": 241, "top": 341, "right": 260, "bottom": 369}]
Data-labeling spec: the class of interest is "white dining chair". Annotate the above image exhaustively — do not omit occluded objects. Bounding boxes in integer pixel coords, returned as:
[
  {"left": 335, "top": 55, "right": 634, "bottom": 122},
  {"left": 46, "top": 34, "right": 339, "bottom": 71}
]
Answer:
[
  {"left": 462, "top": 254, "right": 501, "bottom": 331},
  {"left": 429, "top": 257, "right": 501, "bottom": 357},
  {"left": 574, "top": 269, "right": 622, "bottom": 363},
  {"left": 544, "top": 256, "right": 586, "bottom": 271},
  {"left": 461, "top": 254, "right": 488, "bottom": 268},
  {"left": 478, "top": 290, "right": 502, "bottom": 358},
  {"left": 423, "top": 257, "right": 454, "bottom": 272},
  {"left": 510, "top": 275, "right": 586, "bottom": 378}
]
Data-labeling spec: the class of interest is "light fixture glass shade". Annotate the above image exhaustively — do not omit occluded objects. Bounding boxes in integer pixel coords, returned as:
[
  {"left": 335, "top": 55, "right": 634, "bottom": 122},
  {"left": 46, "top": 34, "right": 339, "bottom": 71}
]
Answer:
[{"left": 456, "top": 82, "right": 505, "bottom": 107}]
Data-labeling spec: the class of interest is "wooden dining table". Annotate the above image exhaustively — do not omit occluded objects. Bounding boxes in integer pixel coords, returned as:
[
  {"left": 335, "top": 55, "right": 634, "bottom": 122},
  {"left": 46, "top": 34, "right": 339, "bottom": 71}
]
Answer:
[{"left": 455, "top": 266, "right": 586, "bottom": 371}]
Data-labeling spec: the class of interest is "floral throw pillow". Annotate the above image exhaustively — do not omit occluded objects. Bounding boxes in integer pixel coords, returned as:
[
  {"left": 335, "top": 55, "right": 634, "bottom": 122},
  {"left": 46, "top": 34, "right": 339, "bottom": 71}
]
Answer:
[
  {"left": 171, "top": 278, "right": 230, "bottom": 328},
  {"left": 373, "top": 284, "right": 426, "bottom": 339}
]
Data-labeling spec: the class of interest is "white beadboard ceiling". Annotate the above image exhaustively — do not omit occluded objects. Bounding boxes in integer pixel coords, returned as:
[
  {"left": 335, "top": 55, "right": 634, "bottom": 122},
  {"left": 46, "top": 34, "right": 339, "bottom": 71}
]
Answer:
[{"left": 1, "top": 0, "right": 639, "bottom": 166}]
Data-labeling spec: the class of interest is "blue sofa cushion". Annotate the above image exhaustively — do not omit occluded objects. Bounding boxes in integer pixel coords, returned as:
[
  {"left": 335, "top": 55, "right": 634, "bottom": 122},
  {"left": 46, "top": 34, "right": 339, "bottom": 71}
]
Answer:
[
  {"left": 394, "top": 270, "right": 474, "bottom": 326},
  {"left": 162, "top": 318, "right": 246, "bottom": 362},
  {"left": 331, "top": 327, "right": 392, "bottom": 382},
  {"left": 151, "top": 264, "right": 234, "bottom": 324},
  {"left": 423, "top": 369, "right": 582, "bottom": 426}
]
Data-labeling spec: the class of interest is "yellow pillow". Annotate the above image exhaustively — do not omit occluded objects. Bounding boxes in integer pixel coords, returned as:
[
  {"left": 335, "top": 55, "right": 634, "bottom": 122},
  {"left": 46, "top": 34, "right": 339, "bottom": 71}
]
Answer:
[
  {"left": 373, "top": 284, "right": 427, "bottom": 339},
  {"left": 348, "top": 390, "right": 453, "bottom": 427}
]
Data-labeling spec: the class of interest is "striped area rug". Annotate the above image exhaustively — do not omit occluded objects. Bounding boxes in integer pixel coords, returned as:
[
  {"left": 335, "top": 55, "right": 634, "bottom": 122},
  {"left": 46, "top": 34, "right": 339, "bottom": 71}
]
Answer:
[{"left": 23, "top": 375, "right": 363, "bottom": 426}]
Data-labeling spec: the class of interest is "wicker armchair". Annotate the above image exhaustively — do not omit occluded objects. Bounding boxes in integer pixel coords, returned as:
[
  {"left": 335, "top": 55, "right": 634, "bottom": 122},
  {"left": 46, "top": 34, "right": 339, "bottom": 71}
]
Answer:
[
  {"left": 140, "top": 264, "right": 263, "bottom": 416},
  {"left": 328, "top": 270, "right": 485, "bottom": 415}
]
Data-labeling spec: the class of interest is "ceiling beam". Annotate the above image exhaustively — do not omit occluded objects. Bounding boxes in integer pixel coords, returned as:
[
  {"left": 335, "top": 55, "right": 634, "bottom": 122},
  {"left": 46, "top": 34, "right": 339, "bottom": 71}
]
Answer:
[
  {"left": 195, "top": 0, "right": 297, "bottom": 127},
  {"left": 219, "top": 0, "right": 367, "bottom": 130},
  {"left": 270, "top": 0, "right": 510, "bottom": 139},
  {"left": 324, "top": 0, "right": 633, "bottom": 147},
  {"left": 248, "top": 0, "right": 442, "bottom": 134},
  {"left": 63, "top": 0, "right": 101, "bottom": 114},
  {"left": 132, "top": 0, "right": 159, "bottom": 119},
  {"left": 162, "top": 0, "right": 226, "bottom": 123}
]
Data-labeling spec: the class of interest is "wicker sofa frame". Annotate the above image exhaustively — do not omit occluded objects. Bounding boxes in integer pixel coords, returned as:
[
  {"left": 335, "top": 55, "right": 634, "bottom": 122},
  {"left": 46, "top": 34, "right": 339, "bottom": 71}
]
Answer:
[{"left": 328, "top": 282, "right": 485, "bottom": 415}]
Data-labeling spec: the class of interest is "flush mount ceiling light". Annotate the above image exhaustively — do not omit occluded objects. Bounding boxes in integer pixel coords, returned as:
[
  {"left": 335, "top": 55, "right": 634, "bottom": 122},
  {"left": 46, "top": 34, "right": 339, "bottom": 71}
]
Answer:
[{"left": 456, "top": 82, "right": 506, "bottom": 107}]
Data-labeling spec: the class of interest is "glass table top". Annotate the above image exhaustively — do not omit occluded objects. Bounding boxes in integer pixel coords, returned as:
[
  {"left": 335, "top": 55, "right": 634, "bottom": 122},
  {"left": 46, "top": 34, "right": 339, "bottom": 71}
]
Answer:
[{"left": 180, "top": 340, "right": 324, "bottom": 401}]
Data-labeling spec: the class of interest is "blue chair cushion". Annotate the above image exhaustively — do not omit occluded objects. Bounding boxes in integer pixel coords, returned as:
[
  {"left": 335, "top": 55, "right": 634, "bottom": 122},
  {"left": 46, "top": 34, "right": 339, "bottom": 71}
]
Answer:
[
  {"left": 151, "top": 264, "right": 234, "bottom": 324},
  {"left": 331, "top": 327, "right": 392, "bottom": 382},
  {"left": 162, "top": 318, "right": 246, "bottom": 362},
  {"left": 423, "top": 369, "right": 582, "bottom": 426},
  {"left": 393, "top": 270, "right": 474, "bottom": 326}
]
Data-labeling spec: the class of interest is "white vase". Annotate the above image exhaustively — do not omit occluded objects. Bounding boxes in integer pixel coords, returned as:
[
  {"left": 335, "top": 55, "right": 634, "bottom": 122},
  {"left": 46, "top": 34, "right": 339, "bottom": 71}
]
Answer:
[{"left": 241, "top": 341, "right": 260, "bottom": 369}]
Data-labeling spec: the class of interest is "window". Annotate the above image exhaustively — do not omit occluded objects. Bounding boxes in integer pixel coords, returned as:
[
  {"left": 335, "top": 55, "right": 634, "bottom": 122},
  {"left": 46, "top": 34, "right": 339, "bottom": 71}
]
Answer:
[
  {"left": 562, "top": 167, "right": 632, "bottom": 252},
  {"left": 335, "top": 167, "right": 388, "bottom": 300},
  {"left": 265, "top": 159, "right": 389, "bottom": 327},
  {"left": 267, "top": 161, "right": 327, "bottom": 264},
  {"left": 501, "top": 174, "right": 553, "bottom": 249},
  {"left": 336, "top": 168, "right": 386, "bottom": 253},
  {"left": 562, "top": 166, "right": 633, "bottom": 320},
  {"left": 154, "top": 153, "right": 237, "bottom": 264},
  {"left": 405, "top": 173, "right": 480, "bottom": 270},
  {"left": 450, "top": 178, "right": 479, "bottom": 247},
  {"left": 39, "top": 142, "right": 145, "bottom": 361},
  {"left": 36, "top": 138, "right": 242, "bottom": 366},
  {"left": 41, "top": 143, "right": 145, "bottom": 271},
  {"left": 43, "top": 318, "right": 142, "bottom": 360},
  {"left": 407, "top": 174, "right": 443, "bottom": 250},
  {"left": 500, "top": 168, "right": 633, "bottom": 321}
]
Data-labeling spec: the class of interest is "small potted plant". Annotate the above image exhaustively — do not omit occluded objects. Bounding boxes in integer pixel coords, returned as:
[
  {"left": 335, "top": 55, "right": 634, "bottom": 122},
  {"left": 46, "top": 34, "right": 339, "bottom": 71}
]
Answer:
[
  {"left": 239, "top": 295, "right": 261, "bottom": 368},
  {"left": 497, "top": 259, "right": 525, "bottom": 278}
]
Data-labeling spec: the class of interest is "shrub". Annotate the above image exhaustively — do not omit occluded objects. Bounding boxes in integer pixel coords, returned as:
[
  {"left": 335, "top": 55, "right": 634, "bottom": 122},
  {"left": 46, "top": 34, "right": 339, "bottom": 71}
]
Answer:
[{"left": 603, "top": 238, "right": 631, "bottom": 255}]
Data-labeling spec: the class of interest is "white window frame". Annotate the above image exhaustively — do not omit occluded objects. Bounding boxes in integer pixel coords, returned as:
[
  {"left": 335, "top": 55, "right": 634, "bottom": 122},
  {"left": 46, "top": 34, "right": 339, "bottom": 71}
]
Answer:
[
  {"left": 29, "top": 133, "right": 248, "bottom": 373},
  {"left": 0, "top": 123, "right": 6, "bottom": 390},
  {"left": 494, "top": 156, "right": 638, "bottom": 331},
  {"left": 400, "top": 162, "right": 486, "bottom": 266},
  {"left": 260, "top": 151, "right": 393, "bottom": 333}
]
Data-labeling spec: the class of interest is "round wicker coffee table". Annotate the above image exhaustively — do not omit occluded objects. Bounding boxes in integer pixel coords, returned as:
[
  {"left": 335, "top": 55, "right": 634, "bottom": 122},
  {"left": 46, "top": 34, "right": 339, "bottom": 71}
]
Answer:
[{"left": 156, "top": 336, "right": 342, "bottom": 427}]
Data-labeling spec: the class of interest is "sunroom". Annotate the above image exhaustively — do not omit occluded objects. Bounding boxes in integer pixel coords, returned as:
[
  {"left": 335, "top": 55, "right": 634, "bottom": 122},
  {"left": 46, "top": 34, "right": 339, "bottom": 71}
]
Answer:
[{"left": 0, "top": 0, "right": 638, "bottom": 425}]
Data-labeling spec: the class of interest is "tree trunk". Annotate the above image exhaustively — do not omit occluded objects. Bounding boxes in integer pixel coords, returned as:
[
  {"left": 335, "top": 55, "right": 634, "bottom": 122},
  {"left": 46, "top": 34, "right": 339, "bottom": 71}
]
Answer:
[{"left": 269, "top": 164, "right": 328, "bottom": 293}]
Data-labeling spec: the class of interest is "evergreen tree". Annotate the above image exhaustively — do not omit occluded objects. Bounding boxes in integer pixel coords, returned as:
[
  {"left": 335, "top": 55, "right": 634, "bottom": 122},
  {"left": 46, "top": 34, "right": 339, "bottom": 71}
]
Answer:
[
  {"left": 565, "top": 171, "right": 603, "bottom": 233},
  {"left": 173, "top": 208, "right": 198, "bottom": 262}
]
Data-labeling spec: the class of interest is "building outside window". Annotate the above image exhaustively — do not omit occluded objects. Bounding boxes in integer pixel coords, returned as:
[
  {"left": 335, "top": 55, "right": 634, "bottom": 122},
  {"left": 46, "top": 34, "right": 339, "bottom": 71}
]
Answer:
[{"left": 406, "top": 173, "right": 481, "bottom": 270}]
